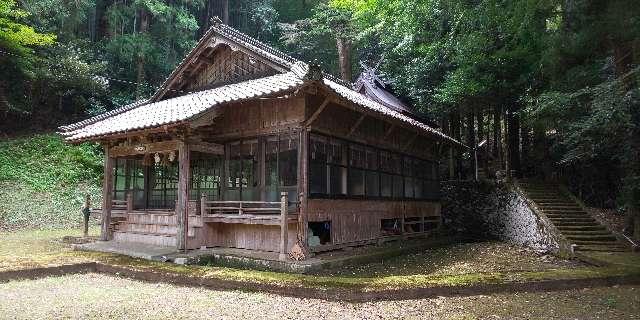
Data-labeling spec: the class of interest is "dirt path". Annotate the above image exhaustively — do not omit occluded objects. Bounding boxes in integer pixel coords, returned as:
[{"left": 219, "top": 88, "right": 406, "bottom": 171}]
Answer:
[{"left": 1, "top": 273, "right": 638, "bottom": 320}]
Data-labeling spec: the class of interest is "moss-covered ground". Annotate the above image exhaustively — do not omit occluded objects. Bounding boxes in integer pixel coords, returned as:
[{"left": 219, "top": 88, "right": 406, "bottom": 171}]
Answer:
[{"left": 2, "top": 228, "right": 639, "bottom": 292}]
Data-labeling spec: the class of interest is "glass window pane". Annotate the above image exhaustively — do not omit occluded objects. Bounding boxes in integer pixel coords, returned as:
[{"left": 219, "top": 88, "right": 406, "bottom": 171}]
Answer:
[
  {"left": 348, "top": 168, "right": 365, "bottom": 196},
  {"left": 380, "top": 173, "right": 392, "bottom": 197},
  {"left": 404, "top": 176, "right": 414, "bottom": 198},
  {"left": 279, "top": 135, "right": 298, "bottom": 187},
  {"left": 329, "top": 165, "right": 347, "bottom": 195},
  {"left": 392, "top": 175, "right": 404, "bottom": 198},
  {"left": 414, "top": 179, "right": 423, "bottom": 199},
  {"left": 310, "top": 135, "right": 327, "bottom": 195},
  {"left": 366, "top": 171, "right": 379, "bottom": 197},
  {"left": 349, "top": 144, "right": 366, "bottom": 168},
  {"left": 327, "top": 139, "right": 346, "bottom": 165}
]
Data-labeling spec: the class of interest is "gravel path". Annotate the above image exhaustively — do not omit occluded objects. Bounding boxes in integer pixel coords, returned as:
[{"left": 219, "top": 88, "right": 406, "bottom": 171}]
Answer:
[{"left": 1, "top": 274, "right": 638, "bottom": 319}]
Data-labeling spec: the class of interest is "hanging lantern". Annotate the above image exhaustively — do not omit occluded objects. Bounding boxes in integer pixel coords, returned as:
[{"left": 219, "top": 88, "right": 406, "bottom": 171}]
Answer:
[
  {"left": 168, "top": 151, "right": 176, "bottom": 162},
  {"left": 160, "top": 153, "right": 170, "bottom": 166},
  {"left": 154, "top": 152, "right": 161, "bottom": 164}
]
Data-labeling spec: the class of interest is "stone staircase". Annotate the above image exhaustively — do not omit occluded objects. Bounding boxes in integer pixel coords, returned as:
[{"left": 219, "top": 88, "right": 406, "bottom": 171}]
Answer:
[{"left": 519, "top": 182, "right": 629, "bottom": 252}]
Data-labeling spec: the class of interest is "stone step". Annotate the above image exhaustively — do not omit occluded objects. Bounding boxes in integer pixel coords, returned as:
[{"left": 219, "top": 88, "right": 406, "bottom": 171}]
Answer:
[
  {"left": 546, "top": 213, "right": 590, "bottom": 218},
  {"left": 566, "top": 235, "right": 618, "bottom": 242},
  {"left": 539, "top": 206, "right": 582, "bottom": 211},
  {"left": 549, "top": 217, "right": 596, "bottom": 223},
  {"left": 536, "top": 201, "right": 578, "bottom": 206},
  {"left": 553, "top": 221, "right": 600, "bottom": 227},
  {"left": 574, "top": 245, "right": 629, "bottom": 252},
  {"left": 562, "top": 231, "right": 613, "bottom": 237},
  {"left": 556, "top": 225, "right": 607, "bottom": 232},
  {"left": 543, "top": 209, "right": 587, "bottom": 214}
]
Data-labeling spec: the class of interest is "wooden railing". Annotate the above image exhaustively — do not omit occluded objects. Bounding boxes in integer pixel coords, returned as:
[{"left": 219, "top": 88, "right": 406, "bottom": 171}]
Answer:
[
  {"left": 199, "top": 194, "right": 297, "bottom": 216},
  {"left": 201, "top": 192, "right": 292, "bottom": 261}
]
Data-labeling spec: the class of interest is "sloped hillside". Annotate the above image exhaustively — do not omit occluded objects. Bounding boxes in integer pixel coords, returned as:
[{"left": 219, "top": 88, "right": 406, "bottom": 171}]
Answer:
[{"left": 0, "top": 134, "right": 102, "bottom": 230}]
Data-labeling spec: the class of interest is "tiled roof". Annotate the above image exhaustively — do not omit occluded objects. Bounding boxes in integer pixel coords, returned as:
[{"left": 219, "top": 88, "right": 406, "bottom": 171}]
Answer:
[
  {"left": 322, "top": 77, "right": 459, "bottom": 145},
  {"left": 60, "top": 21, "right": 463, "bottom": 146},
  {"left": 61, "top": 73, "right": 302, "bottom": 141}
]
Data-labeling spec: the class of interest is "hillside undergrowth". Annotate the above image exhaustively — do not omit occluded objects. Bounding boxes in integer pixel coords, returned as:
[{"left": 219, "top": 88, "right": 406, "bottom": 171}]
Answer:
[{"left": 0, "top": 134, "right": 102, "bottom": 230}]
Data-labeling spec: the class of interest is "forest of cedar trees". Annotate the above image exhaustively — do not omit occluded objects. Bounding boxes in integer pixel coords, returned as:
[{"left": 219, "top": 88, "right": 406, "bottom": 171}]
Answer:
[{"left": 0, "top": 0, "right": 639, "bottom": 238}]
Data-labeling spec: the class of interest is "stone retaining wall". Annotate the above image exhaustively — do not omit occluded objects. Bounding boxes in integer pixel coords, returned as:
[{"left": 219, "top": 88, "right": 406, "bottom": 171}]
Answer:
[{"left": 441, "top": 180, "right": 560, "bottom": 253}]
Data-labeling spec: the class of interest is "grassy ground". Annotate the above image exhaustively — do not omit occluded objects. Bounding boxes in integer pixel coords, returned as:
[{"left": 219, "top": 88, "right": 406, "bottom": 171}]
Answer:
[
  {"left": 0, "top": 273, "right": 638, "bottom": 320},
  {"left": 0, "top": 226, "right": 101, "bottom": 271}
]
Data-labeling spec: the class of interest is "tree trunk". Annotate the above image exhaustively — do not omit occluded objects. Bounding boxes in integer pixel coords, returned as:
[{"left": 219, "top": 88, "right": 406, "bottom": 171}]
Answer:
[
  {"left": 452, "top": 108, "right": 463, "bottom": 180},
  {"left": 493, "top": 105, "right": 501, "bottom": 164},
  {"left": 222, "top": 0, "right": 229, "bottom": 25},
  {"left": 506, "top": 108, "right": 521, "bottom": 177},
  {"left": 336, "top": 37, "right": 352, "bottom": 82},
  {"left": 467, "top": 108, "right": 476, "bottom": 180},
  {"left": 520, "top": 124, "right": 530, "bottom": 177},
  {"left": 135, "top": 8, "right": 149, "bottom": 99}
]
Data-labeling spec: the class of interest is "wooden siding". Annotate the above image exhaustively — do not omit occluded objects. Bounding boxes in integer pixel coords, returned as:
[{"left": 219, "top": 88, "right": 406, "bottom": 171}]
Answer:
[
  {"left": 197, "top": 96, "right": 305, "bottom": 140},
  {"left": 307, "top": 199, "right": 441, "bottom": 246},
  {"left": 204, "top": 222, "right": 297, "bottom": 252}
]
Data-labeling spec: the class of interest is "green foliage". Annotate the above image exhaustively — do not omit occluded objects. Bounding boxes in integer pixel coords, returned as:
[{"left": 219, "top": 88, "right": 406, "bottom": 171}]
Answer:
[
  {"left": 0, "top": 0, "right": 56, "bottom": 52},
  {"left": 0, "top": 134, "right": 102, "bottom": 191}
]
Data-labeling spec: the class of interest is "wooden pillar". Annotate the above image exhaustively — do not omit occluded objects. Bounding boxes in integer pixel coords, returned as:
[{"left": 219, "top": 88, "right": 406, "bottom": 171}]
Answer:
[
  {"left": 126, "top": 191, "right": 133, "bottom": 220},
  {"left": 200, "top": 193, "right": 207, "bottom": 216},
  {"left": 176, "top": 141, "right": 190, "bottom": 251},
  {"left": 298, "top": 129, "right": 309, "bottom": 248},
  {"left": 279, "top": 191, "right": 289, "bottom": 261},
  {"left": 100, "top": 145, "right": 114, "bottom": 241}
]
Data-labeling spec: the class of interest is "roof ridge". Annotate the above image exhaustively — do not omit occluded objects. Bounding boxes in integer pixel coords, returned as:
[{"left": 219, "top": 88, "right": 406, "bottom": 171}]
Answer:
[{"left": 58, "top": 99, "right": 148, "bottom": 133}]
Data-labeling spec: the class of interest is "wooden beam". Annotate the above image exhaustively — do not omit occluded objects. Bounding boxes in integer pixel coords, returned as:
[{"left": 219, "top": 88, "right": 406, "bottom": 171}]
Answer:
[
  {"left": 109, "top": 140, "right": 179, "bottom": 157},
  {"left": 190, "top": 141, "right": 224, "bottom": 155},
  {"left": 176, "top": 141, "right": 191, "bottom": 251},
  {"left": 99, "top": 145, "right": 114, "bottom": 241},
  {"left": 304, "top": 97, "right": 330, "bottom": 126},
  {"left": 348, "top": 114, "right": 366, "bottom": 136}
]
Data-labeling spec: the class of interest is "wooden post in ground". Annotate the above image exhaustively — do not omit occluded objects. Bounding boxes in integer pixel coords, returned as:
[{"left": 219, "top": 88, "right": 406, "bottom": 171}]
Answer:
[
  {"left": 100, "top": 145, "right": 114, "bottom": 241},
  {"left": 279, "top": 191, "right": 289, "bottom": 261},
  {"left": 176, "top": 141, "right": 191, "bottom": 251},
  {"left": 126, "top": 191, "right": 133, "bottom": 220},
  {"left": 83, "top": 194, "right": 90, "bottom": 237}
]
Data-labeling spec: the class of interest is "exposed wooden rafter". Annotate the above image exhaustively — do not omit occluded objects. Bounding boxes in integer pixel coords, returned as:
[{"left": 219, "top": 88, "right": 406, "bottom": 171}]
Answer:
[
  {"left": 348, "top": 114, "right": 366, "bottom": 136},
  {"left": 304, "top": 96, "right": 330, "bottom": 126},
  {"left": 402, "top": 133, "right": 419, "bottom": 151}
]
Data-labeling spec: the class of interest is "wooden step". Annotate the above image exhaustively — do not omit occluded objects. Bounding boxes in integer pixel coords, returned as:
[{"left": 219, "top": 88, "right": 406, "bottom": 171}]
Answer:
[{"left": 113, "top": 231, "right": 176, "bottom": 247}]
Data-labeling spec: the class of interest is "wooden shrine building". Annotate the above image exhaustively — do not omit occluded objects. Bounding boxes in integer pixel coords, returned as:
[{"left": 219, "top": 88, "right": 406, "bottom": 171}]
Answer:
[{"left": 59, "top": 20, "right": 462, "bottom": 259}]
